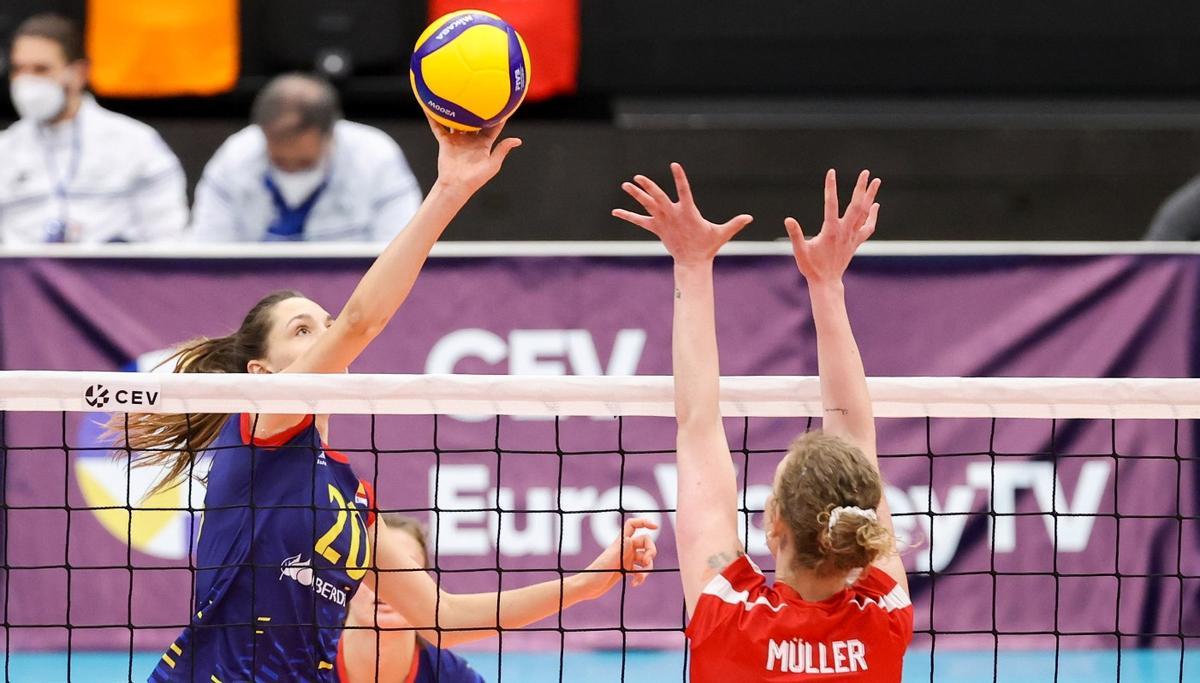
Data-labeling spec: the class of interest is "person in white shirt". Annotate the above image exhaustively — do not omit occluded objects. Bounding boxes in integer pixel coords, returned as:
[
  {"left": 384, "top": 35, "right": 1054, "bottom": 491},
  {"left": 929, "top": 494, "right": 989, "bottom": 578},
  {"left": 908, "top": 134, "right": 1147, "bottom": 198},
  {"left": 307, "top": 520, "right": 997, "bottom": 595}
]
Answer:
[
  {"left": 0, "top": 14, "right": 188, "bottom": 245},
  {"left": 191, "top": 73, "right": 423, "bottom": 243}
]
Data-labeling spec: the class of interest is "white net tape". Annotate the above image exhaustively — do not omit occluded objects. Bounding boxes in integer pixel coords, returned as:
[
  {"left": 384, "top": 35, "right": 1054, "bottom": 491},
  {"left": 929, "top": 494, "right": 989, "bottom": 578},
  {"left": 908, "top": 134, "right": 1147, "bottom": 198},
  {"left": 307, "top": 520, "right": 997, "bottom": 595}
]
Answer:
[{"left": 0, "top": 371, "right": 1196, "bottom": 419}]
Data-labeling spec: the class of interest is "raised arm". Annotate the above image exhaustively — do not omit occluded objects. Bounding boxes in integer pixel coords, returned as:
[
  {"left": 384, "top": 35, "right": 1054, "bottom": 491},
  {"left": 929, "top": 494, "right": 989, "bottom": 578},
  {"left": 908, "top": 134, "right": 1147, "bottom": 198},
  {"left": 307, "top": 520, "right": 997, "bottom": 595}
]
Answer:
[
  {"left": 785, "top": 169, "right": 905, "bottom": 591},
  {"left": 252, "top": 120, "right": 520, "bottom": 437},
  {"left": 370, "top": 517, "right": 656, "bottom": 646},
  {"left": 612, "top": 163, "right": 752, "bottom": 616},
  {"left": 284, "top": 120, "right": 519, "bottom": 376}
]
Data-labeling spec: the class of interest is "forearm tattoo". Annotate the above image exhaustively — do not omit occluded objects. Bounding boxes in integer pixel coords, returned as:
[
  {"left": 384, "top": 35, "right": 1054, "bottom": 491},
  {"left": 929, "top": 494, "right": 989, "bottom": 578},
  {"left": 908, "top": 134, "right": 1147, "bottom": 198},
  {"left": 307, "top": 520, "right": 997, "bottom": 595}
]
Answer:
[{"left": 706, "top": 549, "right": 746, "bottom": 569}]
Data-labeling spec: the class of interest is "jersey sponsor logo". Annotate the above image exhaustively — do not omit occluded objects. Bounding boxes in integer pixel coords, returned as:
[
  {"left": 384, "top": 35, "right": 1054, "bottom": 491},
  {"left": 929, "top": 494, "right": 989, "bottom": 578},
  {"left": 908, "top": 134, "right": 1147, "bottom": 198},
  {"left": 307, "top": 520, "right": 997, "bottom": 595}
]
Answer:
[
  {"left": 766, "top": 638, "right": 868, "bottom": 675},
  {"left": 279, "top": 552, "right": 350, "bottom": 607},
  {"left": 280, "top": 553, "right": 314, "bottom": 586},
  {"left": 314, "top": 575, "right": 349, "bottom": 607}
]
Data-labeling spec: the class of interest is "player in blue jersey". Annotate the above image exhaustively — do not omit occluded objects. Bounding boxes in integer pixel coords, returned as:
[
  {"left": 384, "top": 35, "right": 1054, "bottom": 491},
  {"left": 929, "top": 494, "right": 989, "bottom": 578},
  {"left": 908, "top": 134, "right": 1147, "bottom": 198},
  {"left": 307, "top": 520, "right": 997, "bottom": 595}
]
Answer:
[
  {"left": 339, "top": 514, "right": 484, "bottom": 683},
  {"left": 116, "top": 119, "right": 659, "bottom": 683}
]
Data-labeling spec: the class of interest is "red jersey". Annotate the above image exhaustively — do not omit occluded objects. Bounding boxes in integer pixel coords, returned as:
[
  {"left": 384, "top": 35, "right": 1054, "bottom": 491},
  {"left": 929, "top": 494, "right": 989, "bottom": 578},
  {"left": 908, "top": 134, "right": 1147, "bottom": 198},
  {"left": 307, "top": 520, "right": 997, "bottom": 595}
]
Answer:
[{"left": 686, "top": 556, "right": 913, "bottom": 682}]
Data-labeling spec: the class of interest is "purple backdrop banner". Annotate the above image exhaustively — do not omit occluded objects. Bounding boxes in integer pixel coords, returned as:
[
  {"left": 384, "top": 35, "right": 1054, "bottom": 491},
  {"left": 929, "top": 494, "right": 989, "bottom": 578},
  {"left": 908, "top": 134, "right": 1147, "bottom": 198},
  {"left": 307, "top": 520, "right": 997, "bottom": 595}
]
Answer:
[{"left": 1, "top": 253, "right": 1198, "bottom": 653}]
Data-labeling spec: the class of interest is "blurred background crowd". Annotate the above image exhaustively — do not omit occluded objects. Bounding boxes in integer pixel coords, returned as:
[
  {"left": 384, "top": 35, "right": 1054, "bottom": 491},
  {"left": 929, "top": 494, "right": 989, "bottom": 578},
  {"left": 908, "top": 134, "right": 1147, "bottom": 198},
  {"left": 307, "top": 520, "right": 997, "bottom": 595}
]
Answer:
[{"left": 5, "top": 1, "right": 1200, "bottom": 244}]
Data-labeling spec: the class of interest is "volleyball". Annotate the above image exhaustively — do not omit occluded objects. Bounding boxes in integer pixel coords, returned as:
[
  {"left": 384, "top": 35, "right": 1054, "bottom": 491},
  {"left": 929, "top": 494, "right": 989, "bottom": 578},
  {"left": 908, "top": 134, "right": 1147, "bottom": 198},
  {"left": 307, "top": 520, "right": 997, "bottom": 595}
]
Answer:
[{"left": 410, "top": 10, "right": 531, "bottom": 132}]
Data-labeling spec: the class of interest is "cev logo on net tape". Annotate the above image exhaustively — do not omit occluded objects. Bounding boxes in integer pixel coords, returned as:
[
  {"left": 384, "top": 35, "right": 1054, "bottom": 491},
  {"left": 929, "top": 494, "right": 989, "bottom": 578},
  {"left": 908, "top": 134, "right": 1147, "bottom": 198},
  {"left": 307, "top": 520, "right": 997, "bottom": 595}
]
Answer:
[{"left": 82, "top": 382, "right": 160, "bottom": 410}]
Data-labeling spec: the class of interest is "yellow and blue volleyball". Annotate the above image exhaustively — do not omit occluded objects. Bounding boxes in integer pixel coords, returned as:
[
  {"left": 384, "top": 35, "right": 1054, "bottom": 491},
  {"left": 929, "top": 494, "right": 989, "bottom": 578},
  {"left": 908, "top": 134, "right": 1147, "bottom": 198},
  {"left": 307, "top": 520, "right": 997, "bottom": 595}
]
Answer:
[{"left": 410, "top": 10, "right": 531, "bottom": 132}]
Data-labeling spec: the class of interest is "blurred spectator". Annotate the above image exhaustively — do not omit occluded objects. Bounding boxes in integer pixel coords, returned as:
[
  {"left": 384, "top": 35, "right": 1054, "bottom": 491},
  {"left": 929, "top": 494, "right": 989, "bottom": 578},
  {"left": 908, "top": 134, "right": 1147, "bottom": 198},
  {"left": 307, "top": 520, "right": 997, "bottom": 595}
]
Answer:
[
  {"left": 191, "top": 73, "right": 422, "bottom": 243},
  {"left": 1144, "top": 176, "right": 1200, "bottom": 240},
  {"left": 0, "top": 14, "right": 188, "bottom": 245}
]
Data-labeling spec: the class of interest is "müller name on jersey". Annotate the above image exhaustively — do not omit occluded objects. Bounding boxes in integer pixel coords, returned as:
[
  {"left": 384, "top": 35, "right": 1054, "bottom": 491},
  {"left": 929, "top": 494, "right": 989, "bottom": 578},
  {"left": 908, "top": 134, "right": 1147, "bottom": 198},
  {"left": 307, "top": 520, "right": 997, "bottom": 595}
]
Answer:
[{"left": 766, "top": 637, "right": 869, "bottom": 675}]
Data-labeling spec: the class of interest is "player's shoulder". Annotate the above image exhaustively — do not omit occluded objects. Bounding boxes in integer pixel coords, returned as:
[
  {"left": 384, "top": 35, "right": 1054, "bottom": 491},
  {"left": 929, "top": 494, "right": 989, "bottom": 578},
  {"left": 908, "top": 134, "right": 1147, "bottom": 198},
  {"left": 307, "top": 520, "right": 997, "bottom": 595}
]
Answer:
[
  {"left": 206, "top": 413, "right": 318, "bottom": 451},
  {"left": 697, "top": 554, "right": 778, "bottom": 611},
  {"left": 239, "top": 414, "right": 319, "bottom": 450},
  {"left": 719, "top": 553, "right": 767, "bottom": 587},
  {"left": 204, "top": 415, "right": 321, "bottom": 496},
  {"left": 847, "top": 565, "right": 912, "bottom": 614},
  {"left": 206, "top": 413, "right": 246, "bottom": 445},
  {"left": 686, "top": 557, "right": 783, "bottom": 654}
]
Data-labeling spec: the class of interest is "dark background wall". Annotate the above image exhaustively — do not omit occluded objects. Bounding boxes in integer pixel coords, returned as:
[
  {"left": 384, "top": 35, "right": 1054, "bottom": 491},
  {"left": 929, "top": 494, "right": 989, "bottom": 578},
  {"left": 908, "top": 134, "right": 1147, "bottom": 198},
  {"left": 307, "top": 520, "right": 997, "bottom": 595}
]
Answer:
[
  {"left": 580, "top": 3, "right": 1200, "bottom": 97},
  {"left": 148, "top": 117, "right": 1200, "bottom": 241},
  {"left": 6, "top": 1, "right": 1200, "bottom": 240},
  {"left": 12, "top": 1, "right": 1199, "bottom": 99}
]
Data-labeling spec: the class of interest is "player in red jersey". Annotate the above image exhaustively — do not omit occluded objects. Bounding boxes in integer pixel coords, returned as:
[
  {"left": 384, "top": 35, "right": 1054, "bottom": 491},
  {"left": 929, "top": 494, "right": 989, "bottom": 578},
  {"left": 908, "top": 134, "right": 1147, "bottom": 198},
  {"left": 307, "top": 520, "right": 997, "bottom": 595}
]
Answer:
[{"left": 615, "top": 164, "right": 912, "bottom": 681}]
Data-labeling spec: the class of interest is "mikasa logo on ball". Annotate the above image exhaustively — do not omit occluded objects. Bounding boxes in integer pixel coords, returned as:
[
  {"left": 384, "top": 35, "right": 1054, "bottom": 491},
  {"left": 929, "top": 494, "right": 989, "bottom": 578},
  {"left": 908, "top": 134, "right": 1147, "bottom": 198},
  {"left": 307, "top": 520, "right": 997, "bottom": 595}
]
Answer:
[
  {"left": 435, "top": 14, "right": 474, "bottom": 41},
  {"left": 427, "top": 99, "right": 456, "bottom": 118}
]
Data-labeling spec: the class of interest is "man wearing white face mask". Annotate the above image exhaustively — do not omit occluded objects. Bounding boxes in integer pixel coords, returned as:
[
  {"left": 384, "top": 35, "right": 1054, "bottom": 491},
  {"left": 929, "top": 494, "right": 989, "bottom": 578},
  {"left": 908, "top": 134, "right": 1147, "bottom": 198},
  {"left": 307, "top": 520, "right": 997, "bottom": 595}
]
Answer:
[
  {"left": 191, "top": 73, "right": 423, "bottom": 243},
  {"left": 0, "top": 14, "right": 188, "bottom": 244}
]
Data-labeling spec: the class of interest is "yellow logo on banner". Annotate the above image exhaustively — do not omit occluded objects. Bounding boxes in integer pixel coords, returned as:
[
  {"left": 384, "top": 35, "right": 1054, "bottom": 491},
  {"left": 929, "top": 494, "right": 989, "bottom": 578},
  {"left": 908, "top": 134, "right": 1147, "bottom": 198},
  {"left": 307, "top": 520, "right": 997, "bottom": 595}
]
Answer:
[
  {"left": 74, "top": 450, "right": 207, "bottom": 560},
  {"left": 72, "top": 349, "right": 203, "bottom": 560}
]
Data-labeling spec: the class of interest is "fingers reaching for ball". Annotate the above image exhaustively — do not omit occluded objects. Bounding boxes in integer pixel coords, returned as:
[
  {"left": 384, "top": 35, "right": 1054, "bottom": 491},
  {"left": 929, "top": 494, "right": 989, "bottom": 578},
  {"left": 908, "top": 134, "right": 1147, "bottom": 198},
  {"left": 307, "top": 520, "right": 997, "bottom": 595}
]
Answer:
[{"left": 430, "top": 113, "right": 523, "bottom": 194}]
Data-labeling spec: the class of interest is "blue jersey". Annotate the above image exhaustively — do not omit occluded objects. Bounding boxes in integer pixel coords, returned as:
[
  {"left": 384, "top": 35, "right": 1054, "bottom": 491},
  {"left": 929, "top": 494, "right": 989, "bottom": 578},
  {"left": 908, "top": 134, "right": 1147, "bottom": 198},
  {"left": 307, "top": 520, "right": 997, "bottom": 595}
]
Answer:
[
  {"left": 150, "top": 414, "right": 375, "bottom": 683},
  {"left": 337, "top": 638, "right": 485, "bottom": 683}
]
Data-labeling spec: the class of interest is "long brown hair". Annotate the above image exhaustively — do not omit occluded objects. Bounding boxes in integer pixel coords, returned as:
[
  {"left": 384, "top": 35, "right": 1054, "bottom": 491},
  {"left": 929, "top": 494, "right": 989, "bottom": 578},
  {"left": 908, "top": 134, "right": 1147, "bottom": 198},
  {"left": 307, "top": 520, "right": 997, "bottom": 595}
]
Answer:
[
  {"left": 773, "top": 431, "right": 895, "bottom": 576},
  {"left": 109, "top": 290, "right": 305, "bottom": 495}
]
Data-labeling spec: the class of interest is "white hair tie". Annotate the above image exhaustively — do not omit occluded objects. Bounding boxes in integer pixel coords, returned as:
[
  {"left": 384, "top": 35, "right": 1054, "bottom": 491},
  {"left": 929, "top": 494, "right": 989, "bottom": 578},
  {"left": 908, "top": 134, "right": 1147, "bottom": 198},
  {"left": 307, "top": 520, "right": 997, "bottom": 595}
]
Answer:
[{"left": 828, "top": 506, "right": 878, "bottom": 531}]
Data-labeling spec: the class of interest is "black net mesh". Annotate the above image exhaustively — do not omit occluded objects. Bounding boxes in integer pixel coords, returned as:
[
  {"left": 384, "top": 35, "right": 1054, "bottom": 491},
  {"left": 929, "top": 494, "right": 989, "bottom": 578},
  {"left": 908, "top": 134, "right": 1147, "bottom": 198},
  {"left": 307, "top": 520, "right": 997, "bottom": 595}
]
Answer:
[{"left": 0, "top": 409, "right": 1197, "bottom": 682}]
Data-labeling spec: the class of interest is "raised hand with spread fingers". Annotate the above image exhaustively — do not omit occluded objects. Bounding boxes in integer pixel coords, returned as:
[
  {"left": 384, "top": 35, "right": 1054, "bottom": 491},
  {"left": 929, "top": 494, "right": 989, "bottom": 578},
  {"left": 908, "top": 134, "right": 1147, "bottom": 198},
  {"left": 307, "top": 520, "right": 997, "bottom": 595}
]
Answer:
[
  {"left": 785, "top": 168, "right": 880, "bottom": 285},
  {"left": 613, "top": 162, "right": 753, "bottom": 265}
]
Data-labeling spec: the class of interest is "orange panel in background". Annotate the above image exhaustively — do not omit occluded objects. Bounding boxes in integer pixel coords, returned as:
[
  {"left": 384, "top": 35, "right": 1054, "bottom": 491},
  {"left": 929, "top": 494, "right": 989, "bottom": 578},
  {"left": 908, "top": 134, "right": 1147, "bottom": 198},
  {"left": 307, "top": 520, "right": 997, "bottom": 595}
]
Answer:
[
  {"left": 429, "top": 0, "right": 580, "bottom": 101},
  {"left": 87, "top": 0, "right": 239, "bottom": 98}
]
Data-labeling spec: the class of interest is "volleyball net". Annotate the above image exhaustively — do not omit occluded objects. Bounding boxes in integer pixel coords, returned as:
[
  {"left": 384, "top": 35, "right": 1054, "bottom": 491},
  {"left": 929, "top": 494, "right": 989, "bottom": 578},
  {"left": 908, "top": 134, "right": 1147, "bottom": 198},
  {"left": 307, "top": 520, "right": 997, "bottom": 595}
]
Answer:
[{"left": 0, "top": 372, "right": 1197, "bottom": 682}]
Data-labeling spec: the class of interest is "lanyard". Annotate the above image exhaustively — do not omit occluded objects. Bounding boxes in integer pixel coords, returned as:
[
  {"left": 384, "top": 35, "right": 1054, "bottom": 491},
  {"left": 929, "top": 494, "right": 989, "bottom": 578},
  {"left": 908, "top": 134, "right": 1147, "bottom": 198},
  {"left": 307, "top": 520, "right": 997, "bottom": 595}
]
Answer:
[
  {"left": 263, "top": 174, "right": 330, "bottom": 241},
  {"left": 37, "top": 116, "right": 82, "bottom": 242}
]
